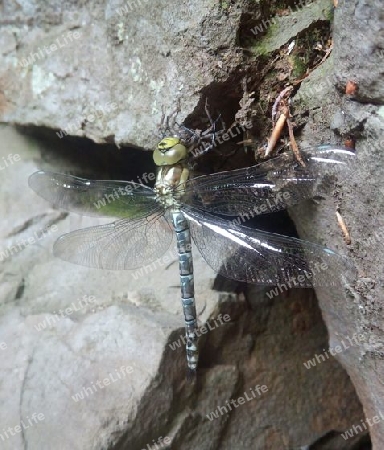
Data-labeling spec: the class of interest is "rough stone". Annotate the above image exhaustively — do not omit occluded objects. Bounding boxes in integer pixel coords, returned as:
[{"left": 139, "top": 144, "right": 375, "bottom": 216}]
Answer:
[
  {"left": 0, "top": 0, "right": 245, "bottom": 147},
  {"left": 1, "top": 0, "right": 382, "bottom": 448},
  {"left": 291, "top": 1, "right": 384, "bottom": 448}
]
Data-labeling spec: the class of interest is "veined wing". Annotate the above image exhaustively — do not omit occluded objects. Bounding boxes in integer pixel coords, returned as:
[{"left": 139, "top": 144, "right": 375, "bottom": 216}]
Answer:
[
  {"left": 180, "top": 145, "right": 355, "bottom": 216},
  {"left": 53, "top": 213, "right": 173, "bottom": 270},
  {"left": 183, "top": 206, "right": 356, "bottom": 287},
  {"left": 29, "top": 171, "right": 160, "bottom": 219}
]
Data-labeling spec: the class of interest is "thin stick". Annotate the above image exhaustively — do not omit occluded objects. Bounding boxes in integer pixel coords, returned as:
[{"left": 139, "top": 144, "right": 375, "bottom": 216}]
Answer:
[
  {"left": 272, "top": 86, "right": 293, "bottom": 123},
  {"left": 286, "top": 117, "right": 306, "bottom": 167},
  {"left": 336, "top": 209, "right": 351, "bottom": 245},
  {"left": 265, "top": 112, "right": 287, "bottom": 157}
]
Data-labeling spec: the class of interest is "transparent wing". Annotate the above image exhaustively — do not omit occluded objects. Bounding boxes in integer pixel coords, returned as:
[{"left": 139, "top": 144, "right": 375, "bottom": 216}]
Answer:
[
  {"left": 29, "top": 171, "right": 159, "bottom": 219},
  {"left": 183, "top": 206, "right": 356, "bottom": 287},
  {"left": 180, "top": 145, "right": 355, "bottom": 216},
  {"left": 53, "top": 213, "right": 173, "bottom": 270}
]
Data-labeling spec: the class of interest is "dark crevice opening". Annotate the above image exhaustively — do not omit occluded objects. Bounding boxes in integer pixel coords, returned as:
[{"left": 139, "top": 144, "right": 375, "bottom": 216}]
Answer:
[{"left": 16, "top": 124, "right": 156, "bottom": 186}]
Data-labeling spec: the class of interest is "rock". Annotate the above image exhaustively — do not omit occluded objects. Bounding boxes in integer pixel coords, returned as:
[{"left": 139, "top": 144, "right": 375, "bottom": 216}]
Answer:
[
  {"left": 333, "top": 0, "right": 384, "bottom": 103},
  {"left": 1, "top": 0, "right": 382, "bottom": 448},
  {"left": 0, "top": 0, "right": 244, "bottom": 147},
  {"left": 291, "top": 0, "right": 384, "bottom": 448}
]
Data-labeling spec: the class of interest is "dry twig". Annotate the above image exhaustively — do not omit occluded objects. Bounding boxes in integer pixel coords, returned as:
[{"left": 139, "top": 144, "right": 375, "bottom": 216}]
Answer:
[
  {"left": 286, "top": 117, "right": 305, "bottom": 167},
  {"left": 265, "top": 110, "right": 288, "bottom": 157},
  {"left": 336, "top": 209, "right": 351, "bottom": 245}
]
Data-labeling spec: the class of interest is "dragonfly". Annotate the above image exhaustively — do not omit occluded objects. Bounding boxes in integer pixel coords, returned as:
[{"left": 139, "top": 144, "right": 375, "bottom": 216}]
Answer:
[{"left": 28, "top": 125, "right": 356, "bottom": 375}]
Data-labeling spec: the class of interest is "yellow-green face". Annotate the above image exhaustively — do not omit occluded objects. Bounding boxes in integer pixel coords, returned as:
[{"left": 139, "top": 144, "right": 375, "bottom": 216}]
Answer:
[{"left": 153, "top": 137, "right": 188, "bottom": 166}]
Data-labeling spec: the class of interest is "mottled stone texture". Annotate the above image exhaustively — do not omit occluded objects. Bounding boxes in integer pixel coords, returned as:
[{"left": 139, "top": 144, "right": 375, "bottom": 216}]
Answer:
[
  {"left": 0, "top": 0, "right": 244, "bottom": 147},
  {"left": 0, "top": 0, "right": 382, "bottom": 449},
  {"left": 291, "top": 1, "right": 384, "bottom": 448}
]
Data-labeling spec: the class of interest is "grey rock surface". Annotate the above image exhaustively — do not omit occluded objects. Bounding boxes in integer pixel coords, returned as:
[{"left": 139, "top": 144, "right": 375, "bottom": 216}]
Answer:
[
  {"left": 291, "top": 0, "right": 384, "bottom": 448},
  {"left": 0, "top": 0, "right": 383, "bottom": 449},
  {"left": 0, "top": 0, "right": 244, "bottom": 147}
]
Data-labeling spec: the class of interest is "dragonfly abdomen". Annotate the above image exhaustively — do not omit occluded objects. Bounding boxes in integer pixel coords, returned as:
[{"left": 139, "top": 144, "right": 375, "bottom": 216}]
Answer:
[{"left": 171, "top": 210, "right": 198, "bottom": 373}]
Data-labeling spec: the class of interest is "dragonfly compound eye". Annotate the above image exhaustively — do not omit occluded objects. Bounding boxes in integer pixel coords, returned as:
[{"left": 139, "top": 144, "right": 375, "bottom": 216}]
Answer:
[{"left": 153, "top": 137, "right": 188, "bottom": 166}]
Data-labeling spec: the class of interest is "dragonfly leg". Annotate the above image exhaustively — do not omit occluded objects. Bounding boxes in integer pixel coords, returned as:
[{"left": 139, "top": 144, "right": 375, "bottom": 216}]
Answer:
[
  {"left": 187, "top": 102, "right": 227, "bottom": 161},
  {"left": 171, "top": 211, "right": 198, "bottom": 372},
  {"left": 158, "top": 100, "right": 181, "bottom": 138}
]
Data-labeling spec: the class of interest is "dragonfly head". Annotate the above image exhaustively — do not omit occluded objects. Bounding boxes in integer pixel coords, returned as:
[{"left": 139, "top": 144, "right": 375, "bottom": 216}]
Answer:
[{"left": 153, "top": 136, "right": 187, "bottom": 166}]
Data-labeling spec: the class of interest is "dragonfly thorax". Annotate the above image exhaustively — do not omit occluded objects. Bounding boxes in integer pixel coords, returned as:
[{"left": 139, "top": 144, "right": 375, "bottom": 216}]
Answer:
[{"left": 154, "top": 164, "right": 190, "bottom": 208}]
